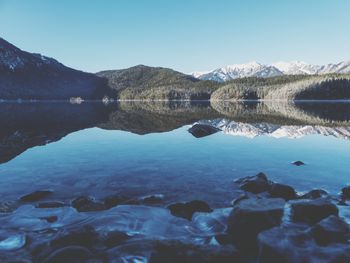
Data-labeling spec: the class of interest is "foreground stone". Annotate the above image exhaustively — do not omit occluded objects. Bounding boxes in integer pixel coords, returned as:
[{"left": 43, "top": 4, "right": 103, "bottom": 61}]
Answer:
[
  {"left": 20, "top": 190, "right": 53, "bottom": 202},
  {"left": 309, "top": 215, "right": 350, "bottom": 245},
  {"left": 168, "top": 200, "right": 212, "bottom": 220},
  {"left": 268, "top": 183, "right": 296, "bottom": 200},
  {"left": 188, "top": 124, "right": 221, "bottom": 138},
  {"left": 71, "top": 196, "right": 105, "bottom": 212},
  {"left": 299, "top": 189, "right": 328, "bottom": 200},
  {"left": 290, "top": 198, "right": 339, "bottom": 224},
  {"left": 228, "top": 198, "right": 285, "bottom": 252},
  {"left": 258, "top": 225, "right": 350, "bottom": 263},
  {"left": 235, "top": 173, "right": 271, "bottom": 194}
]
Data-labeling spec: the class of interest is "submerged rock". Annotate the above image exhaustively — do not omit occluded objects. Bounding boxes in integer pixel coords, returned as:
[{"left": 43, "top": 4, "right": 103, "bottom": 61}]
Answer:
[
  {"left": 0, "top": 234, "right": 26, "bottom": 251},
  {"left": 227, "top": 198, "right": 285, "bottom": 252},
  {"left": 188, "top": 124, "right": 221, "bottom": 138},
  {"left": 341, "top": 186, "right": 350, "bottom": 199},
  {"left": 309, "top": 215, "right": 350, "bottom": 246},
  {"left": 168, "top": 200, "right": 212, "bottom": 220},
  {"left": 20, "top": 190, "right": 53, "bottom": 202},
  {"left": 299, "top": 189, "right": 328, "bottom": 200},
  {"left": 268, "top": 183, "right": 296, "bottom": 200},
  {"left": 235, "top": 173, "right": 271, "bottom": 194},
  {"left": 36, "top": 201, "right": 65, "bottom": 209},
  {"left": 290, "top": 199, "right": 339, "bottom": 224},
  {"left": 292, "top": 161, "right": 305, "bottom": 166},
  {"left": 72, "top": 196, "right": 105, "bottom": 212},
  {"left": 0, "top": 201, "right": 18, "bottom": 213},
  {"left": 141, "top": 194, "right": 165, "bottom": 204}
]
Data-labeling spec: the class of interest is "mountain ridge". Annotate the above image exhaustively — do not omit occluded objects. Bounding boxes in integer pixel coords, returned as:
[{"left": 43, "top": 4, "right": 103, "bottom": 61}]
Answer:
[{"left": 193, "top": 61, "right": 350, "bottom": 82}]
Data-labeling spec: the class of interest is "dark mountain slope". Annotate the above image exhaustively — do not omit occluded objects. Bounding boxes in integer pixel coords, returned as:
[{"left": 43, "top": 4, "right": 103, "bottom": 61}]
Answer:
[{"left": 0, "top": 38, "right": 110, "bottom": 100}]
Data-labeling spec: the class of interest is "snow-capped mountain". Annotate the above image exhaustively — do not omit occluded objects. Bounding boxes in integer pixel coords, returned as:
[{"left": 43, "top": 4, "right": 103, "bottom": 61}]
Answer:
[
  {"left": 193, "top": 61, "right": 350, "bottom": 82},
  {"left": 196, "top": 119, "right": 350, "bottom": 140},
  {"left": 196, "top": 62, "right": 283, "bottom": 82}
]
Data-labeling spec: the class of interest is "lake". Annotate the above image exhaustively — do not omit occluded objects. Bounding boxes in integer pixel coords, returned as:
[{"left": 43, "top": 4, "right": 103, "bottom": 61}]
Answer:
[{"left": 1, "top": 100, "right": 350, "bottom": 262}]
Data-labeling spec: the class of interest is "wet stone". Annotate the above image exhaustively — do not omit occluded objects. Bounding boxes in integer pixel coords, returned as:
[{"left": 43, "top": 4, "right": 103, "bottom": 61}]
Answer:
[
  {"left": 235, "top": 173, "right": 271, "bottom": 194},
  {"left": 341, "top": 186, "right": 350, "bottom": 200},
  {"left": 227, "top": 198, "right": 285, "bottom": 252},
  {"left": 167, "top": 200, "right": 212, "bottom": 220},
  {"left": 292, "top": 161, "right": 305, "bottom": 166},
  {"left": 0, "top": 201, "right": 18, "bottom": 213},
  {"left": 72, "top": 196, "right": 105, "bottom": 212},
  {"left": 268, "top": 183, "right": 296, "bottom": 200},
  {"left": 20, "top": 190, "right": 53, "bottom": 202},
  {"left": 309, "top": 215, "right": 350, "bottom": 246},
  {"left": 290, "top": 198, "right": 339, "bottom": 224},
  {"left": 36, "top": 201, "right": 65, "bottom": 209},
  {"left": 188, "top": 124, "right": 221, "bottom": 138},
  {"left": 299, "top": 189, "right": 328, "bottom": 200}
]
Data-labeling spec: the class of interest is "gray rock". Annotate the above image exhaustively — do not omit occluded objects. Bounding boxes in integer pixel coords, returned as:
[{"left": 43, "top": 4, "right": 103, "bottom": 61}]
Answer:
[
  {"left": 72, "top": 196, "right": 105, "bottom": 212},
  {"left": 227, "top": 198, "right": 285, "bottom": 252},
  {"left": 290, "top": 198, "right": 339, "bottom": 224},
  {"left": 20, "top": 190, "right": 53, "bottom": 202},
  {"left": 168, "top": 200, "right": 212, "bottom": 220},
  {"left": 268, "top": 183, "right": 296, "bottom": 200},
  {"left": 299, "top": 189, "right": 328, "bottom": 200},
  {"left": 235, "top": 173, "right": 271, "bottom": 194}
]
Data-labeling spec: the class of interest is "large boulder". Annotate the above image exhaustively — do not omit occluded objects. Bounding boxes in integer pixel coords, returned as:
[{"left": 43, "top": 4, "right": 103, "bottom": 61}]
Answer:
[
  {"left": 298, "top": 189, "right": 328, "bottom": 200},
  {"left": 258, "top": 226, "right": 350, "bottom": 263},
  {"left": 227, "top": 198, "right": 285, "bottom": 252},
  {"left": 341, "top": 186, "right": 350, "bottom": 199},
  {"left": 268, "top": 183, "right": 296, "bottom": 200},
  {"left": 309, "top": 215, "right": 350, "bottom": 246},
  {"left": 290, "top": 199, "right": 339, "bottom": 224},
  {"left": 71, "top": 196, "right": 105, "bottom": 212},
  {"left": 235, "top": 173, "right": 271, "bottom": 194},
  {"left": 20, "top": 190, "right": 53, "bottom": 202}
]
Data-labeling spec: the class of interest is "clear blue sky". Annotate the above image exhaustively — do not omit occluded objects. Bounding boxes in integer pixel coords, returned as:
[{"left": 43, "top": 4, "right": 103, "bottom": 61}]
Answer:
[{"left": 0, "top": 0, "right": 349, "bottom": 73}]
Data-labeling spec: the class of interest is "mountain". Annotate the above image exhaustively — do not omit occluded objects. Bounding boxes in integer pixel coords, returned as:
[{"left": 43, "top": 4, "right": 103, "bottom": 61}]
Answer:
[
  {"left": 196, "top": 119, "right": 350, "bottom": 140},
  {"left": 0, "top": 38, "right": 110, "bottom": 100},
  {"left": 195, "top": 62, "right": 283, "bottom": 82},
  {"left": 97, "top": 65, "right": 219, "bottom": 100},
  {"left": 194, "top": 61, "right": 350, "bottom": 82}
]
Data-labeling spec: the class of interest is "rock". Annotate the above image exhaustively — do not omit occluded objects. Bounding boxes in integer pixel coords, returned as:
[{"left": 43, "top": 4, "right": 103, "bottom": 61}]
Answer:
[
  {"left": 0, "top": 234, "right": 26, "bottom": 251},
  {"left": 309, "top": 215, "right": 350, "bottom": 245},
  {"left": 36, "top": 201, "right": 65, "bottom": 209},
  {"left": 141, "top": 194, "right": 164, "bottom": 204},
  {"left": 42, "top": 246, "right": 91, "bottom": 263},
  {"left": 290, "top": 199, "right": 339, "bottom": 224},
  {"left": 235, "top": 173, "right": 271, "bottom": 194},
  {"left": 292, "top": 161, "right": 305, "bottom": 166},
  {"left": 72, "top": 196, "right": 105, "bottom": 212},
  {"left": 341, "top": 186, "right": 350, "bottom": 199},
  {"left": 188, "top": 124, "right": 221, "bottom": 138},
  {"left": 258, "top": 226, "right": 350, "bottom": 263},
  {"left": 149, "top": 240, "right": 241, "bottom": 263},
  {"left": 102, "top": 195, "right": 129, "bottom": 209},
  {"left": 167, "top": 200, "right": 212, "bottom": 220},
  {"left": 20, "top": 190, "right": 53, "bottom": 202},
  {"left": 231, "top": 193, "right": 250, "bottom": 206},
  {"left": 101, "top": 231, "right": 131, "bottom": 248},
  {"left": 268, "top": 183, "right": 296, "bottom": 200},
  {"left": 227, "top": 198, "right": 285, "bottom": 252},
  {"left": 40, "top": 216, "right": 58, "bottom": 223},
  {"left": 50, "top": 225, "right": 98, "bottom": 249},
  {"left": 299, "top": 189, "right": 328, "bottom": 200}
]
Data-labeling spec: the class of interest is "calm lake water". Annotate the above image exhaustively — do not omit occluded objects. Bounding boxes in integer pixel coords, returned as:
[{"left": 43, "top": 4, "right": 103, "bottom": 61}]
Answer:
[{"left": 1, "top": 101, "right": 350, "bottom": 207}]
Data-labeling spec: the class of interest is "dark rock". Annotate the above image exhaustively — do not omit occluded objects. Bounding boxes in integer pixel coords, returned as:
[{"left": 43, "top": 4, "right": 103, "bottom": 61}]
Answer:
[
  {"left": 50, "top": 225, "right": 98, "bottom": 249},
  {"left": 0, "top": 201, "right": 18, "bottom": 213},
  {"left": 101, "top": 231, "right": 131, "bottom": 248},
  {"left": 42, "top": 246, "right": 91, "bottom": 263},
  {"left": 102, "top": 195, "right": 128, "bottom": 209},
  {"left": 215, "top": 234, "right": 234, "bottom": 245},
  {"left": 36, "top": 201, "right": 65, "bottom": 209},
  {"left": 168, "top": 200, "right": 212, "bottom": 220},
  {"left": 141, "top": 194, "right": 164, "bottom": 204},
  {"left": 292, "top": 161, "right": 305, "bottom": 166},
  {"left": 149, "top": 240, "right": 241, "bottom": 263},
  {"left": 227, "top": 198, "right": 285, "bottom": 252},
  {"left": 258, "top": 226, "right": 350, "bottom": 263},
  {"left": 20, "top": 190, "right": 53, "bottom": 202},
  {"left": 188, "top": 124, "right": 221, "bottom": 138},
  {"left": 309, "top": 215, "right": 350, "bottom": 246},
  {"left": 290, "top": 198, "right": 339, "bottom": 224},
  {"left": 40, "top": 216, "right": 58, "bottom": 223},
  {"left": 72, "top": 196, "right": 105, "bottom": 212},
  {"left": 268, "top": 183, "right": 296, "bottom": 200},
  {"left": 341, "top": 186, "right": 350, "bottom": 199},
  {"left": 231, "top": 193, "right": 250, "bottom": 206},
  {"left": 299, "top": 189, "right": 328, "bottom": 200},
  {"left": 235, "top": 173, "right": 271, "bottom": 194}
]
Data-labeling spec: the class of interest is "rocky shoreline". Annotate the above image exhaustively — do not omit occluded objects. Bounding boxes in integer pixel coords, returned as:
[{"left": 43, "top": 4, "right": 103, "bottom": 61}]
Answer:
[{"left": 1, "top": 173, "right": 350, "bottom": 263}]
